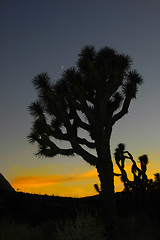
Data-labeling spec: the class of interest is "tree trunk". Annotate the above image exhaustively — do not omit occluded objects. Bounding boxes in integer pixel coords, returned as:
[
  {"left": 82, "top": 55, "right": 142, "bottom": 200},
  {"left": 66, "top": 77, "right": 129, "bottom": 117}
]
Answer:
[
  {"left": 97, "top": 160, "right": 117, "bottom": 224},
  {"left": 96, "top": 138, "right": 117, "bottom": 228}
]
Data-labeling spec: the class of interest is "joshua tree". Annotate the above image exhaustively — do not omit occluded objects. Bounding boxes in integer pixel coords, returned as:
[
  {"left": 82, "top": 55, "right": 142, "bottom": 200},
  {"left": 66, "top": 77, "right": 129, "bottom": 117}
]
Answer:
[
  {"left": 28, "top": 45, "right": 143, "bottom": 224},
  {"left": 114, "top": 144, "right": 149, "bottom": 192},
  {"left": 114, "top": 143, "right": 132, "bottom": 192}
]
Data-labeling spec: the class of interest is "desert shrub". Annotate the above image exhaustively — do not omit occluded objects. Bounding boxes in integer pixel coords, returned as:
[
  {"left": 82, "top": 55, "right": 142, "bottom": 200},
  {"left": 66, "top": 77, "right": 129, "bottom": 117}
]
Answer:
[
  {"left": 0, "top": 217, "right": 43, "bottom": 240},
  {"left": 54, "top": 210, "right": 106, "bottom": 240},
  {"left": 53, "top": 212, "right": 160, "bottom": 240},
  {"left": 0, "top": 209, "right": 159, "bottom": 240},
  {"left": 116, "top": 213, "right": 159, "bottom": 240}
]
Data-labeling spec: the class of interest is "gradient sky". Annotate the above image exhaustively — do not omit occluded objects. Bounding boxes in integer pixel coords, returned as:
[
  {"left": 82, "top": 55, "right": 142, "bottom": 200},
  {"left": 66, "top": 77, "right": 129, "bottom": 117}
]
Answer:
[{"left": 1, "top": 0, "right": 160, "bottom": 197}]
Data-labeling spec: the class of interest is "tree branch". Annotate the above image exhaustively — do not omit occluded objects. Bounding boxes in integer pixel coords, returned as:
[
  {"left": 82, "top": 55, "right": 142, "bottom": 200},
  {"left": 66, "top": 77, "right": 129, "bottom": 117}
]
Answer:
[
  {"left": 34, "top": 116, "right": 70, "bottom": 142},
  {"left": 112, "top": 95, "right": 132, "bottom": 125},
  {"left": 77, "top": 137, "right": 95, "bottom": 149},
  {"left": 52, "top": 98, "right": 97, "bottom": 165},
  {"left": 72, "top": 85, "right": 95, "bottom": 126},
  {"left": 74, "top": 144, "right": 97, "bottom": 166},
  {"left": 73, "top": 111, "right": 91, "bottom": 132},
  {"left": 114, "top": 173, "right": 122, "bottom": 177},
  {"left": 36, "top": 134, "right": 74, "bottom": 157}
]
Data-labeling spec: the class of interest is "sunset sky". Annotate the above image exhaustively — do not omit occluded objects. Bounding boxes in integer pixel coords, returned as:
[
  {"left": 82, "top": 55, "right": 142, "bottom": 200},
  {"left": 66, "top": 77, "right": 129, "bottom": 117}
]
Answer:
[{"left": 1, "top": 0, "right": 160, "bottom": 197}]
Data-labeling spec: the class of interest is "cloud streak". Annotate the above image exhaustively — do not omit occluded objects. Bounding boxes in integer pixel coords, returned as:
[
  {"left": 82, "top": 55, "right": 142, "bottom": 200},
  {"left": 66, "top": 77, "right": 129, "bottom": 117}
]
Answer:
[{"left": 11, "top": 170, "right": 98, "bottom": 188}]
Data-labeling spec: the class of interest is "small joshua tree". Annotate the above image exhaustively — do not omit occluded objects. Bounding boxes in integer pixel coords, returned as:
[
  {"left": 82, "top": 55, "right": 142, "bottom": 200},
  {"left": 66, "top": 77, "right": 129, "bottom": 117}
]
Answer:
[{"left": 114, "top": 144, "right": 149, "bottom": 192}]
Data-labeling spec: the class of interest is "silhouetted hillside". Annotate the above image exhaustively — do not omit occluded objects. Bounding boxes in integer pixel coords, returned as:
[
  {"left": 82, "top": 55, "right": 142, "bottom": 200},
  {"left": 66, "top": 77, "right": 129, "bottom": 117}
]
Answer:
[
  {"left": 0, "top": 173, "right": 15, "bottom": 192},
  {"left": 1, "top": 188, "right": 160, "bottom": 226},
  {"left": 1, "top": 189, "right": 160, "bottom": 239},
  {"left": 0, "top": 189, "right": 100, "bottom": 225}
]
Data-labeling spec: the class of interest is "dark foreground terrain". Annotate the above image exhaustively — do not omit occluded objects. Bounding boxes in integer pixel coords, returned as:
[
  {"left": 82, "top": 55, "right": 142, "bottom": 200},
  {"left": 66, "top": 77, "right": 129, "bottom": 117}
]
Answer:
[{"left": 0, "top": 189, "right": 160, "bottom": 240}]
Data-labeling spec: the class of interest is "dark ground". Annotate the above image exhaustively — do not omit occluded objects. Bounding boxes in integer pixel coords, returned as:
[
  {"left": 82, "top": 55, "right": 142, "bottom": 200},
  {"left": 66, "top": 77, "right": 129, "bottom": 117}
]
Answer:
[
  {"left": 0, "top": 189, "right": 160, "bottom": 239},
  {"left": 1, "top": 189, "right": 160, "bottom": 223}
]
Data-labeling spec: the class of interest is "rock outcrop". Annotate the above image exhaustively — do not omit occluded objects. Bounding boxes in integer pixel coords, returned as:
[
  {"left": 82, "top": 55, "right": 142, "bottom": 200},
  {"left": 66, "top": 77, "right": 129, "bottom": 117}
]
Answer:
[{"left": 0, "top": 173, "right": 15, "bottom": 192}]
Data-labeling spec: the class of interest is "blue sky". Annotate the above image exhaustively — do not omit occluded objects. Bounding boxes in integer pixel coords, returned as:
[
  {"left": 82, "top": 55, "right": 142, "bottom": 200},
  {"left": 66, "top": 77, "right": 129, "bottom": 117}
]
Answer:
[{"left": 1, "top": 0, "right": 160, "bottom": 196}]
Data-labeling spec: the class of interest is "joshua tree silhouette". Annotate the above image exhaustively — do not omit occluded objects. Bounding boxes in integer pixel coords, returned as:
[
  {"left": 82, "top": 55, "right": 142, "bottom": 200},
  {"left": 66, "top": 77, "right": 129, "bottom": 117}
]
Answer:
[
  {"left": 28, "top": 45, "right": 143, "bottom": 225},
  {"left": 114, "top": 144, "right": 149, "bottom": 192}
]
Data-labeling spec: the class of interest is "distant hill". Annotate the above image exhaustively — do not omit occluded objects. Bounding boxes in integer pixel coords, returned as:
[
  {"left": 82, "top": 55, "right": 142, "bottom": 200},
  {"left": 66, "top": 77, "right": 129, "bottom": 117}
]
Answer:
[{"left": 0, "top": 173, "right": 15, "bottom": 192}]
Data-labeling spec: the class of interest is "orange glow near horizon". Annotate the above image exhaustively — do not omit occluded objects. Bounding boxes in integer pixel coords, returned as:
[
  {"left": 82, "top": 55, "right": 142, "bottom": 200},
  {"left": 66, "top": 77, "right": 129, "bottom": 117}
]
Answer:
[
  {"left": 11, "top": 169, "right": 97, "bottom": 187},
  {"left": 11, "top": 169, "right": 99, "bottom": 197},
  {"left": 9, "top": 154, "right": 159, "bottom": 197}
]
